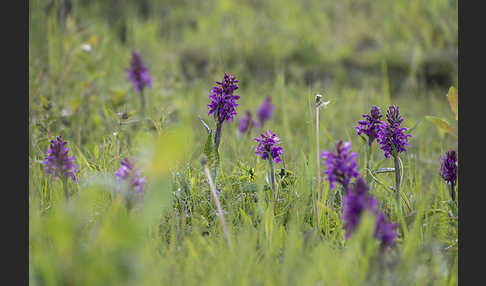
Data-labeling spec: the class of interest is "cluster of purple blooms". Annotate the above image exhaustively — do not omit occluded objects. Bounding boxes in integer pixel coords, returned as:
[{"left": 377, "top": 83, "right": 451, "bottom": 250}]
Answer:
[
  {"left": 342, "top": 178, "right": 378, "bottom": 239},
  {"left": 257, "top": 96, "right": 274, "bottom": 126},
  {"left": 127, "top": 50, "right": 153, "bottom": 93},
  {"left": 355, "top": 105, "right": 412, "bottom": 159},
  {"left": 322, "top": 141, "right": 397, "bottom": 251},
  {"left": 239, "top": 111, "right": 259, "bottom": 134},
  {"left": 114, "top": 158, "right": 146, "bottom": 199},
  {"left": 440, "top": 150, "right": 457, "bottom": 201},
  {"left": 376, "top": 105, "right": 412, "bottom": 158},
  {"left": 342, "top": 177, "right": 398, "bottom": 251},
  {"left": 238, "top": 96, "right": 274, "bottom": 134},
  {"left": 42, "top": 136, "right": 78, "bottom": 183},
  {"left": 254, "top": 130, "right": 284, "bottom": 164},
  {"left": 440, "top": 150, "right": 457, "bottom": 186},
  {"left": 207, "top": 73, "right": 240, "bottom": 123},
  {"left": 321, "top": 141, "right": 360, "bottom": 190},
  {"left": 355, "top": 105, "right": 383, "bottom": 146}
]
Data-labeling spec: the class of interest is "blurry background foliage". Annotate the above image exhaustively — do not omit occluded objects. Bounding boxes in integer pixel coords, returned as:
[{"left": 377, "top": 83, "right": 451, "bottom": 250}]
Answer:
[{"left": 29, "top": 0, "right": 457, "bottom": 285}]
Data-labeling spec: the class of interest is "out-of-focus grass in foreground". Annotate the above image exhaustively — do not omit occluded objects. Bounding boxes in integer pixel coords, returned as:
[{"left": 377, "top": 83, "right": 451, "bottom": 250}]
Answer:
[{"left": 29, "top": 0, "right": 457, "bottom": 285}]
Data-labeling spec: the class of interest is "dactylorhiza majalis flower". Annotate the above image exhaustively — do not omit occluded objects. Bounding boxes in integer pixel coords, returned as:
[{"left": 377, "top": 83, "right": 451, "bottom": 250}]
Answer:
[
  {"left": 321, "top": 141, "right": 360, "bottom": 190},
  {"left": 342, "top": 178, "right": 377, "bottom": 239},
  {"left": 207, "top": 73, "right": 240, "bottom": 124},
  {"left": 42, "top": 136, "right": 78, "bottom": 183},
  {"left": 127, "top": 50, "right": 153, "bottom": 93},
  {"left": 257, "top": 96, "right": 274, "bottom": 126},
  {"left": 342, "top": 177, "right": 398, "bottom": 251},
  {"left": 355, "top": 105, "right": 384, "bottom": 146},
  {"left": 238, "top": 111, "right": 259, "bottom": 134},
  {"left": 440, "top": 150, "right": 457, "bottom": 186},
  {"left": 440, "top": 150, "right": 458, "bottom": 202},
  {"left": 374, "top": 211, "right": 398, "bottom": 251},
  {"left": 376, "top": 105, "right": 412, "bottom": 159},
  {"left": 114, "top": 158, "right": 146, "bottom": 202},
  {"left": 254, "top": 130, "right": 284, "bottom": 164}
]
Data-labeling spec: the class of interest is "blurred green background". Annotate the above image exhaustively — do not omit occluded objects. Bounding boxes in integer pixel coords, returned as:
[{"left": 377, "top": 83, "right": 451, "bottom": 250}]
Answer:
[
  {"left": 29, "top": 0, "right": 458, "bottom": 285},
  {"left": 30, "top": 0, "right": 457, "bottom": 91}
]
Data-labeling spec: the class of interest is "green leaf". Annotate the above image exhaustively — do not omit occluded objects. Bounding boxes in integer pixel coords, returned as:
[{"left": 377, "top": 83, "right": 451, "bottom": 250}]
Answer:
[
  {"left": 406, "top": 118, "right": 423, "bottom": 134},
  {"left": 373, "top": 168, "right": 395, "bottom": 174},
  {"left": 424, "top": 116, "right": 457, "bottom": 138},
  {"left": 447, "top": 86, "right": 458, "bottom": 120},
  {"left": 203, "top": 128, "right": 220, "bottom": 180}
]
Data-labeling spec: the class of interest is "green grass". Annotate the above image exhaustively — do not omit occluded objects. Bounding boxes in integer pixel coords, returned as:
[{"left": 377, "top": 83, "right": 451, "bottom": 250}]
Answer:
[{"left": 30, "top": 0, "right": 457, "bottom": 285}]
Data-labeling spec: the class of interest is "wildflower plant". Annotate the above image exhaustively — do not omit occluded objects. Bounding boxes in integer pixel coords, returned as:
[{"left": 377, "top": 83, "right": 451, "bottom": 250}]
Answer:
[
  {"left": 355, "top": 105, "right": 384, "bottom": 147},
  {"left": 376, "top": 105, "right": 412, "bottom": 212},
  {"left": 342, "top": 177, "right": 398, "bottom": 251},
  {"left": 127, "top": 50, "right": 153, "bottom": 115},
  {"left": 321, "top": 141, "right": 360, "bottom": 191},
  {"left": 355, "top": 105, "right": 384, "bottom": 183},
  {"left": 319, "top": 139, "right": 399, "bottom": 250},
  {"left": 315, "top": 94, "right": 330, "bottom": 223},
  {"left": 254, "top": 130, "right": 284, "bottom": 211},
  {"left": 207, "top": 73, "right": 240, "bottom": 150},
  {"left": 42, "top": 136, "right": 78, "bottom": 199},
  {"left": 376, "top": 105, "right": 411, "bottom": 159},
  {"left": 257, "top": 96, "right": 274, "bottom": 127},
  {"left": 238, "top": 111, "right": 258, "bottom": 135},
  {"left": 440, "top": 150, "right": 457, "bottom": 202},
  {"left": 114, "top": 158, "right": 146, "bottom": 211}
]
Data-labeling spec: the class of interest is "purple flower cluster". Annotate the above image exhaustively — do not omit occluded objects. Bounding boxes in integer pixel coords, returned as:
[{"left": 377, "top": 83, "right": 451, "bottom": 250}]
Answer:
[
  {"left": 342, "top": 178, "right": 378, "bottom": 238},
  {"left": 42, "top": 136, "right": 78, "bottom": 183},
  {"left": 257, "top": 96, "right": 274, "bottom": 126},
  {"left": 376, "top": 105, "right": 412, "bottom": 158},
  {"left": 238, "top": 96, "right": 274, "bottom": 134},
  {"left": 127, "top": 50, "right": 153, "bottom": 92},
  {"left": 440, "top": 150, "right": 457, "bottom": 185},
  {"left": 254, "top": 130, "right": 284, "bottom": 164},
  {"left": 321, "top": 141, "right": 360, "bottom": 190},
  {"left": 374, "top": 211, "right": 398, "bottom": 251},
  {"left": 342, "top": 178, "right": 398, "bottom": 251},
  {"left": 208, "top": 73, "right": 240, "bottom": 123},
  {"left": 114, "top": 158, "right": 146, "bottom": 196},
  {"left": 355, "top": 105, "right": 384, "bottom": 145},
  {"left": 239, "top": 111, "right": 259, "bottom": 134}
]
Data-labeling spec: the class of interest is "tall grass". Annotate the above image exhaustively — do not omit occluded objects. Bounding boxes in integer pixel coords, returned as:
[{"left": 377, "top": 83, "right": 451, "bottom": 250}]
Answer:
[{"left": 29, "top": 0, "right": 457, "bottom": 285}]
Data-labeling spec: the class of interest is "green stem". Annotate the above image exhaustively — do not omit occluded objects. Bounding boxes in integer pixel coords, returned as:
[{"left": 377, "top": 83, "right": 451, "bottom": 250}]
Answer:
[
  {"left": 366, "top": 142, "right": 372, "bottom": 183},
  {"left": 393, "top": 155, "right": 401, "bottom": 213},
  {"left": 450, "top": 182, "right": 456, "bottom": 202},
  {"left": 316, "top": 106, "right": 322, "bottom": 223},
  {"left": 214, "top": 121, "right": 222, "bottom": 152},
  {"left": 139, "top": 89, "right": 146, "bottom": 116},
  {"left": 268, "top": 156, "right": 279, "bottom": 214}
]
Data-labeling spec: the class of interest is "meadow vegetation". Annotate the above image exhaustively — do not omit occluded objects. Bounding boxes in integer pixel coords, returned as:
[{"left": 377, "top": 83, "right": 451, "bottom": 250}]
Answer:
[{"left": 29, "top": 0, "right": 458, "bottom": 285}]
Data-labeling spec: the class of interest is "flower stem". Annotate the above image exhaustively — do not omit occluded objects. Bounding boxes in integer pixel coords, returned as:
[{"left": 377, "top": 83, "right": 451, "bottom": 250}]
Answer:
[
  {"left": 139, "top": 89, "right": 146, "bottom": 116},
  {"left": 316, "top": 105, "right": 322, "bottom": 223},
  {"left": 268, "top": 157, "right": 279, "bottom": 214},
  {"left": 449, "top": 182, "right": 456, "bottom": 202},
  {"left": 393, "top": 155, "right": 402, "bottom": 212},
  {"left": 366, "top": 141, "right": 372, "bottom": 183},
  {"left": 214, "top": 121, "right": 222, "bottom": 151}
]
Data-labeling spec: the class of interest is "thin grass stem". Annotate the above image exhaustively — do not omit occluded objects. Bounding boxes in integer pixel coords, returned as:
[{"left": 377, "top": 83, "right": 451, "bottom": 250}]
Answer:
[{"left": 202, "top": 157, "right": 232, "bottom": 248}]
